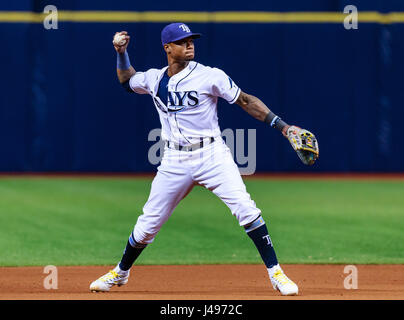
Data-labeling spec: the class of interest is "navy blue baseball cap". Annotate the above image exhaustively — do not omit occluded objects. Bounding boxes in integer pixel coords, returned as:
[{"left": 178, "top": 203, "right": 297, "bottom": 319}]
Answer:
[{"left": 161, "top": 22, "right": 201, "bottom": 46}]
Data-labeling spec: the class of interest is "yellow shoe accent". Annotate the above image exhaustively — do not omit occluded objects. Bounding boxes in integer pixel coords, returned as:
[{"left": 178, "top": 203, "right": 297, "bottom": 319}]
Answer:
[
  {"left": 99, "top": 270, "right": 119, "bottom": 283},
  {"left": 269, "top": 266, "right": 298, "bottom": 296},
  {"left": 90, "top": 267, "right": 130, "bottom": 292},
  {"left": 273, "top": 270, "right": 295, "bottom": 286}
]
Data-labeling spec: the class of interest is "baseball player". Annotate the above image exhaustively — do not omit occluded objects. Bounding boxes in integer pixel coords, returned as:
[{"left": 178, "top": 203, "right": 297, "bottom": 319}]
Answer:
[{"left": 90, "top": 23, "right": 318, "bottom": 296}]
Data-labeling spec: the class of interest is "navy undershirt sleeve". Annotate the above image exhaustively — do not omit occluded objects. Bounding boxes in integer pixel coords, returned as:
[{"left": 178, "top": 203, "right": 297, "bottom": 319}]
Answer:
[
  {"left": 157, "top": 71, "right": 170, "bottom": 104},
  {"left": 121, "top": 79, "right": 133, "bottom": 93}
]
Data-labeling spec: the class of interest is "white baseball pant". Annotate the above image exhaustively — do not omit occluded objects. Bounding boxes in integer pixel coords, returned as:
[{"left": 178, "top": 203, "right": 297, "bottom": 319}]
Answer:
[{"left": 132, "top": 136, "right": 261, "bottom": 244}]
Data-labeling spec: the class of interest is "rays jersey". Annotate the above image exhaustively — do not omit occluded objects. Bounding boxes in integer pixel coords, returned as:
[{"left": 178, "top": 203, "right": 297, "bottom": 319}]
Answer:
[{"left": 128, "top": 61, "right": 241, "bottom": 145}]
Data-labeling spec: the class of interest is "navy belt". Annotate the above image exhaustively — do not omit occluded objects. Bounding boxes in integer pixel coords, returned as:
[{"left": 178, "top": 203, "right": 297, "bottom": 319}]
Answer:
[{"left": 166, "top": 137, "right": 215, "bottom": 152}]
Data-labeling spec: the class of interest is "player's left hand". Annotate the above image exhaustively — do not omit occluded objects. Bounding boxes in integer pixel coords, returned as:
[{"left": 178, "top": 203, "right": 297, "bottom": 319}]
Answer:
[
  {"left": 285, "top": 125, "right": 319, "bottom": 165},
  {"left": 281, "top": 125, "right": 290, "bottom": 138}
]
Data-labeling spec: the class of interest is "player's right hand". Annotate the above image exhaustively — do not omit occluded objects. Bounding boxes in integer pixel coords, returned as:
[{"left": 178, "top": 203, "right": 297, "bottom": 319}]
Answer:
[{"left": 113, "top": 31, "right": 130, "bottom": 54}]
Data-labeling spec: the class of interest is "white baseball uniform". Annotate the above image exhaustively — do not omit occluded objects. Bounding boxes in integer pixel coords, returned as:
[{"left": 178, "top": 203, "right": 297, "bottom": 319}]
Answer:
[{"left": 129, "top": 61, "right": 261, "bottom": 244}]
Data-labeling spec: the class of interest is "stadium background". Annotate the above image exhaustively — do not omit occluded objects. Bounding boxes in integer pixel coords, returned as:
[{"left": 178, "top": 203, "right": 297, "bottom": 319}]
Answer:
[
  {"left": 1, "top": 0, "right": 404, "bottom": 173},
  {"left": 1, "top": 0, "right": 404, "bottom": 302}
]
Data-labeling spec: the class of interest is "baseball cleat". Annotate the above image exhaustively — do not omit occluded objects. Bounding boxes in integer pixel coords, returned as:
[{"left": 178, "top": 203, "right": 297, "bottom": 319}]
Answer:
[
  {"left": 90, "top": 266, "right": 129, "bottom": 292},
  {"left": 268, "top": 264, "right": 298, "bottom": 296}
]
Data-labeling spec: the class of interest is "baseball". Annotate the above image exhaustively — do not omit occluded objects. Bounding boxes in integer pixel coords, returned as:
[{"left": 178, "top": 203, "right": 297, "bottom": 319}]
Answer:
[{"left": 113, "top": 33, "right": 127, "bottom": 46}]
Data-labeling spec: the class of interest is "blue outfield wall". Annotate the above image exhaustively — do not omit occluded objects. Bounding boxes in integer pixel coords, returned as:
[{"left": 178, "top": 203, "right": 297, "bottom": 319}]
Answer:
[{"left": 1, "top": 0, "right": 404, "bottom": 173}]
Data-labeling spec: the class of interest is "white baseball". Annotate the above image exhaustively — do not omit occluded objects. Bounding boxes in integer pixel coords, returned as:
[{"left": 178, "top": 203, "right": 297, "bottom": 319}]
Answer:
[{"left": 113, "top": 33, "right": 127, "bottom": 46}]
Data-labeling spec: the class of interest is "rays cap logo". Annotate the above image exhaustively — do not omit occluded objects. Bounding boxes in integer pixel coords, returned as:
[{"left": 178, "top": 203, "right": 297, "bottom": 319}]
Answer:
[{"left": 161, "top": 22, "right": 202, "bottom": 46}]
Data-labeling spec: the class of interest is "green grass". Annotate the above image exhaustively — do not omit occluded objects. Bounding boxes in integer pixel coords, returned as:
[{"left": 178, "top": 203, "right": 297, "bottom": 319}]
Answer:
[{"left": 0, "top": 177, "right": 403, "bottom": 266}]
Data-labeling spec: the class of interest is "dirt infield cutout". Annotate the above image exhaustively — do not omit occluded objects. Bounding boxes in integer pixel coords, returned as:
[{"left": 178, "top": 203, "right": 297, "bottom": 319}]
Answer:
[{"left": 1, "top": 264, "right": 403, "bottom": 300}]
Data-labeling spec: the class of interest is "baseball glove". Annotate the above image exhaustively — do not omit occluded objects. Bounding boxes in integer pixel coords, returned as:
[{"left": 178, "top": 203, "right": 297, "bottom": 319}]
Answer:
[{"left": 286, "top": 126, "right": 319, "bottom": 165}]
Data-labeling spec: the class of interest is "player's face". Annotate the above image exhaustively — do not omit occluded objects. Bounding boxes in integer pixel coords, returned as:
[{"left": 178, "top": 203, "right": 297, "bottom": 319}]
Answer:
[{"left": 168, "top": 37, "right": 195, "bottom": 61}]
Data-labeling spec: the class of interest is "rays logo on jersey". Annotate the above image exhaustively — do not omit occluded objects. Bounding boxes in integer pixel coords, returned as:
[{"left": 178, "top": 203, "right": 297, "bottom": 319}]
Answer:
[
  {"left": 153, "top": 97, "right": 167, "bottom": 114},
  {"left": 167, "top": 90, "right": 199, "bottom": 112}
]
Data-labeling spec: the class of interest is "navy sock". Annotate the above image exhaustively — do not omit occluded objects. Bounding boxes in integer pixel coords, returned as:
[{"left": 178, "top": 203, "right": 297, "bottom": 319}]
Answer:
[
  {"left": 245, "top": 216, "right": 278, "bottom": 268},
  {"left": 118, "top": 233, "right": 147, "bottom": 271}
]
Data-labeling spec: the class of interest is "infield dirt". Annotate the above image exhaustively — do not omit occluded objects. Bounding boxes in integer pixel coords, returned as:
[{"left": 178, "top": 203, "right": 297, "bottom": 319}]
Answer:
[{"left": 1, "top": 264, "right": 403, "bottom": 300}]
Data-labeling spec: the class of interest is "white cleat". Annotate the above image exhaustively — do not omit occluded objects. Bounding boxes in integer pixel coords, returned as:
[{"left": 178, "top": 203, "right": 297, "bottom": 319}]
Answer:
[
  {"left": 268, "top": 264, "right": 298, "bottom": 296},
  {"left": 90, "top": 266, "right": 130, "bottom": 292}
]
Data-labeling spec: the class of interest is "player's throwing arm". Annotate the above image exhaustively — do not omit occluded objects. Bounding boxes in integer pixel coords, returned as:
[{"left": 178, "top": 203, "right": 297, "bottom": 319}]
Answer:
[{"left": 113, "top": 31, "right": 136, "bottom": 83}]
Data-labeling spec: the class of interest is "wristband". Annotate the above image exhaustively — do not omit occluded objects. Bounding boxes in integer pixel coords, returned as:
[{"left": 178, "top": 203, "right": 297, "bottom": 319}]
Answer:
[
  {"left": 117, "top": 50, "right": 131, "bottom": 70},
  {"left": 270, "top": 115, "right": 280, "bottom": 127},
  {"left": 264, "top": 111, "right": 288, "bottom": 131}
]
